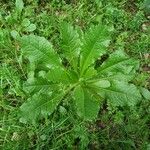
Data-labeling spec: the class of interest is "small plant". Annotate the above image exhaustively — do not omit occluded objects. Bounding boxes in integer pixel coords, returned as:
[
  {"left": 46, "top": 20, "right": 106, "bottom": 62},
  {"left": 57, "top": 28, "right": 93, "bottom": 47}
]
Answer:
[{"left": 20, "top": 22, "right": 144, "bottom": 123}]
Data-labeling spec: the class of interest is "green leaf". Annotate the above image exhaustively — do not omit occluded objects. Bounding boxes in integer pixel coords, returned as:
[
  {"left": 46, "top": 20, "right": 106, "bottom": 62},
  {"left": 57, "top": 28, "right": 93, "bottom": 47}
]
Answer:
[
  {"left": 102, "top": 73, "right": 135, "bottom": 82},
  {"left": 101, "top": 81, "right": 141, "bottom": 106},
  {"left": 67, "top": 70, "right": 79, "bottom": 83},
  {"left": 88, "top": 80, "right": 141, "bottom": 106},
  {"left": 83, "top": 67, "right": 97, "bottom": 79},
  {"left": 20, "top": 92, "right": 64, "bottom": 123},
  {"left": 20, "top": 35, "right": 62, "bottom": 68},
  {"left": 60, "top": 22, "right": 80, "bottom": 70},
  {"left": 73, "top": 86, "right": 100, "bottom": 120},
  {"left": 73, "top": 86, "right": 85, "bottom": 117},
  {"left": 91, "top": 79, "right": 111, "bottom": 88},
  {"left": 15, "top": 0, "right": 24, "bottom": 13},
  {"left": 46, "top": 66, "right": 69, "bottom": 84},
  {"left": 98, "top": 50, "right": 139, "bottom": 77},
  {"left": 23, "top": 77, "right": 58, "bottom": 95},
  {"left": 80, "top": 25, "right": 110, "bottom": 76}
]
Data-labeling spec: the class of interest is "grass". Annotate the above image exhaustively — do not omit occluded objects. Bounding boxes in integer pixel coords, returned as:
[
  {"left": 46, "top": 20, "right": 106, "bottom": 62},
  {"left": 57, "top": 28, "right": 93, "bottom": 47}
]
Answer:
[{"left": 0, "top": 0, "right": 150, "bottom": 149}]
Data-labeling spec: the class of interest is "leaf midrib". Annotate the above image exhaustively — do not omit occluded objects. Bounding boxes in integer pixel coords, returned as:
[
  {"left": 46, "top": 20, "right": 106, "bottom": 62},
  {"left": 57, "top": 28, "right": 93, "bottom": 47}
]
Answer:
[
  {"left": 80, "top": 30, "right": 103, "bottom": 76},
  {"left": 98, "top": 58, "right": 131, "bottom": 73}
]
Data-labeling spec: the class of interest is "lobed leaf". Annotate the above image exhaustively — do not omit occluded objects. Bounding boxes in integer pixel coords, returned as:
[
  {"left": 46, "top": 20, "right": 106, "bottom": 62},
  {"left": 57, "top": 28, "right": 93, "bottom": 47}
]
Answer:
[
  {"left": 87, "top": 79, "right": 141, "bottom": 107},
  {"left": 98, "top": 50, "right": 139, "bottom": 77},
  {"left": 101, "top": 81, "right": 141, "bottom": 106},
  {"left": 73, "top": 86, "right": 100, "bottom": 120},
  {"left": 20, "top": 35, "right": 62, "bottom": 68},
  {"left": 23, "top": 77, "right": 58, "bottom": 95},
  {"left": 60, "top": 22, "right": 81, "bottom": 70},
  {"left": 20, "top": 92, "right": 64, "bottom": 123},
  {"left": 80, "top": 25, "right": 110, "bottom": 76}
]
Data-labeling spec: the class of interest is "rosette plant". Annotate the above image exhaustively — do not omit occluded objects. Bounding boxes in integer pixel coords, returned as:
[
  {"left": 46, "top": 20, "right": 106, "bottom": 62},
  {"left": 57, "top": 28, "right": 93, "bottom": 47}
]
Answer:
[{"left": 20, "top": 23, "right": 143, "bottom": 123}]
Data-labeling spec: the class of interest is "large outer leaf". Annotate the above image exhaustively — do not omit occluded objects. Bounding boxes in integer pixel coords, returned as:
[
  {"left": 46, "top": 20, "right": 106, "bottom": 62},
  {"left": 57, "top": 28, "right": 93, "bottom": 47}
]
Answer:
[
  {"left": 20, "top": 92, "right": 64, "bottom": 123},
  {"left": 87, "top": 78, "right": 141, "bottom": 107},
  {"left": 23, "top": 77, "right": 58, "bottom": 95},
  {"left": 80, "top": 25, "right": 110, "bottom": 76},
  {"left": 87, "top": 50, "right": 141, "bottom": 107},
  {"left": 98, "top": 50, "right": 139, "bottom": 77},
  {"left": 100, "top": 81, "right": 142, "bottom": 106},
  {"left": 73, "top": 86, "right": 84, "bottom": 117},
  {"left": 20, "top": 35, "right": 61, "bottom": 68},
  {"left": 73, "top": 86, "right": 100, "bottom": 120},
  {"left": 60, "top": 22, "right": 80, "bottom": 70}
]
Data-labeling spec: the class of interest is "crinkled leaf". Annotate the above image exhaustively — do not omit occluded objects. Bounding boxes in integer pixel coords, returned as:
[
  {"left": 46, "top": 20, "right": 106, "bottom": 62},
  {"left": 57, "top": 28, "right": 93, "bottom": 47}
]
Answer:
[
  {"left": 102, "top": 81, "right": 141, "bottom": 106},
  {"left": 73, "top": 86, "right": 84, "bottom": 117},
  {"left": 20, "top": 35, "right": 62, "bottom": 68},
  {"left": 80, "top": 25, "right": 110, "bottom": 76},
  {"left": 23, "top": 77, "right": 58, "bottom": 95},
  {"left": 98, "top": 50, "right": 139, "bottom": 77},
  {"left": 60, "top": 22, "right": 80, "bottom": 70},
  {"left": 20, "top": 92, "right": 64, "bottom": 123},
  {"left": 102, "top": 73, "right": 135, "bottom": 82},
  {"left": 88, "top": 80, "right": 141, "bottom": 106},
  {"left": 73, "top": 86, "right": 100, "bottom": 120}
]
